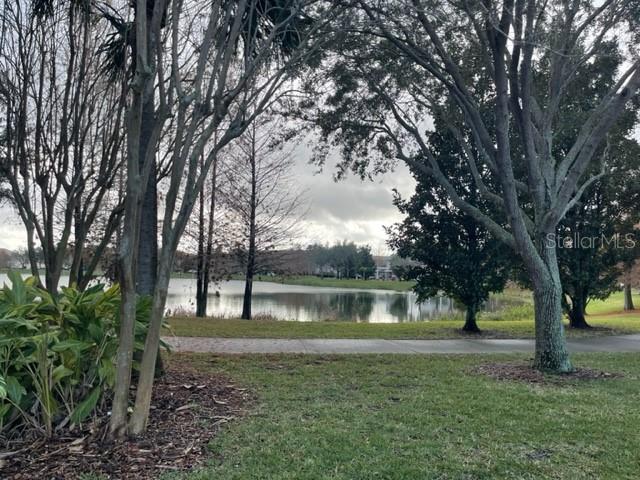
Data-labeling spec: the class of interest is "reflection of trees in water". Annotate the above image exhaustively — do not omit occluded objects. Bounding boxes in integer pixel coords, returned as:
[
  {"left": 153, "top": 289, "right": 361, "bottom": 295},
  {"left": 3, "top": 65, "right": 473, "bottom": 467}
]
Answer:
[
  {"left": 328, "top": 293, "right": 375, "bottom": 321},
  {"left": 164, "top": 280, "right": 525, "bottom": 321},
  {"left": 389, "top": 294, "right": 409, "bottom": 321}
]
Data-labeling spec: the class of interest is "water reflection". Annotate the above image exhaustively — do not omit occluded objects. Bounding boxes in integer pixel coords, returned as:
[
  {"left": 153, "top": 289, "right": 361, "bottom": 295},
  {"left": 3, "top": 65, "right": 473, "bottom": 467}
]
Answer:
[
  {"left": 165, "top": 279, "right": 480, "bottom": 323},
  {"left": 0, "top": 273, "right": 515, "bottom": 323}
]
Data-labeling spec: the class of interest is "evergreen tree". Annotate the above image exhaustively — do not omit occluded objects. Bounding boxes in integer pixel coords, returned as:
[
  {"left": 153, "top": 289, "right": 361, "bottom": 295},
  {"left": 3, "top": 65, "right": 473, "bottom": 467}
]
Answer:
[{"left": 388, "top": 126, "right": 512, "bottom": 333}]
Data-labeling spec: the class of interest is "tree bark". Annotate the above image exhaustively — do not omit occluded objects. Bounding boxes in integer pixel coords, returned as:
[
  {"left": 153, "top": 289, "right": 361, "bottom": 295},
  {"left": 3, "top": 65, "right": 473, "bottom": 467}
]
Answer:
[
  {"left": 196, "top": 159, "right": 218, "bottom": 317},
  {"left": 241, "top": 264, "right": 254, "bottom": 320},
  {"left": 241, "top": 208, "right": 256, "bottom": 320},
  {"left": 462, "top": 305, "right": 480, "bottom": 333},
  {"left": 567, "top": 293, "right": 591, "bottom": 329},
  {"left": 109, "top": 156, "right": 141, "bottom": 440},
  {"left": 624, "top": 283, "right": 635, "bottom": 311},
  {"left": 136, "top": 96, "right": 157, "bottom": 297},
  {"left": 531, "top": 244, "right": 572, "bottom": 372},
  {"left": 195, "top": 167, "right": 206, "bottom": 317},
  {"left": 129, "top": 250, "right": 172, "bottom": 435},
  {"left": 241, "top": 132, "right": 257, "bottom": 320}
]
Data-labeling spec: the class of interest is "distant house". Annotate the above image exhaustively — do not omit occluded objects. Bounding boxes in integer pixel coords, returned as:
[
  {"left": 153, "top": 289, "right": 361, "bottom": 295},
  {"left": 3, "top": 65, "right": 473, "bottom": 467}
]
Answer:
[{"left": 373, "top": 256, "right": 396, "bottom": 281}]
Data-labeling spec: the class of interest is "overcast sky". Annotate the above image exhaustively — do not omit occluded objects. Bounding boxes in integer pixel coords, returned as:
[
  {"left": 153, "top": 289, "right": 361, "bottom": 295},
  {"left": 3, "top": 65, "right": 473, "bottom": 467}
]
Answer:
[
  {"left": 293, "top": 153, "right": 415, "bottom": 254},
  {"left": 0, "top": 147, "right": 416, "bottom": 254}
]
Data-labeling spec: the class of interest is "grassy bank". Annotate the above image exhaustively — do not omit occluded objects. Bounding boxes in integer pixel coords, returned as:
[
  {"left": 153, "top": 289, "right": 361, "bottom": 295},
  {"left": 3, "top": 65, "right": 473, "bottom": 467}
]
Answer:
[
  {"left": 165, "top": 312, "right": 640, "bottom": 339},
  {"left": 165, "top": 289, "right": 640, "bottom": 339},
  {"left": 253, "top": 274, "right": 415, "bottom": 291},
  {"left": 166, "top": 352, "right": 640, "bottom": 479}
]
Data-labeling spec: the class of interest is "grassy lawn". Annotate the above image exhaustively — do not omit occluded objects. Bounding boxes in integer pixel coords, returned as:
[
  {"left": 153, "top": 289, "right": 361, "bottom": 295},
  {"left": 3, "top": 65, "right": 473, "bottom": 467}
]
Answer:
[
  {"left": 162, "top": 352, "right": 640, "bottom": 479},
  {"left": 165, "top": 313, "right": 640, "bottom": 339},
  {"left": 586, "top": 290, "right": 637, "bottom": 315},
  {"left": 253, "top": 274, "right": 416, "bottom": 291},
  {"left": 165, "top": 289, "right": 640, "bottom": 339}
]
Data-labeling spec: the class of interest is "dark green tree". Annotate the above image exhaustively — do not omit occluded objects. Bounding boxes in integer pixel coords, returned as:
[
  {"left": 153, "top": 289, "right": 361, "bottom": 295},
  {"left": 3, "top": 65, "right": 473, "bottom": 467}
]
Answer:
[
  {"left": 549, "top": 43, "right": 640, "bottom": 328},
  {"left": 388, "top": 126, "right": 512, "bottom": 333},
  {"left": 557, "top": 140, "right": 640, "bottom": 328},
  {"left": 308, "top": 242, "right": 376, "bottom": 279},
  {"left": 356, "top": 245, "right": 376, "bottom": 279}
]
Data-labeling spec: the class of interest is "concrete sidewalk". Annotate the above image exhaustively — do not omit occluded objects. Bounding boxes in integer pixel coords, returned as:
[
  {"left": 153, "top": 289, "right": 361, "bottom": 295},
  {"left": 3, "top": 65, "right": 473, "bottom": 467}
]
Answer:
[{"left": 164, "top": 334, "right": 640, "bottom": 354}]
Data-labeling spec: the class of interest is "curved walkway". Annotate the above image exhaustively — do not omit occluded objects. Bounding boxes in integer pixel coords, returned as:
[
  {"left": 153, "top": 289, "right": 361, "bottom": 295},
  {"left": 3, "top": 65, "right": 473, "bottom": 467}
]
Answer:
[{"left": 164, "top": 334, "right": 640, "bottom": 354}]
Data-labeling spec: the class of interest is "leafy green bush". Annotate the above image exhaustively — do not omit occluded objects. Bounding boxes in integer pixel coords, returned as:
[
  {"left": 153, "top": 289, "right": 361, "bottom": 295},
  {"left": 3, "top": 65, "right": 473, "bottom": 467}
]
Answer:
[{"left": 0, "top": 272, "right": 162, "bottom": 437}]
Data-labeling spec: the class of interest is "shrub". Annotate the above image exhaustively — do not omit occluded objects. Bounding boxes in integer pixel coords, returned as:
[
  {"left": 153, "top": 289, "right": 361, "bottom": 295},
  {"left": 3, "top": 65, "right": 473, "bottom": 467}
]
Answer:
[{"left": 0, "top": 272, "right": 164, "bottom": 438}]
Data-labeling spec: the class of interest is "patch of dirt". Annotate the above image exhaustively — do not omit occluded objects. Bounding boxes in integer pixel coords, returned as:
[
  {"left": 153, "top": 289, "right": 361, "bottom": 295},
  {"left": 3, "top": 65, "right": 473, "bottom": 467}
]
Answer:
[
  {"left": 471, "top": 362, "right": 623, "bottom": 385},
  {"left": 1, "top": 361, "right": 252, "bottom": 479}
]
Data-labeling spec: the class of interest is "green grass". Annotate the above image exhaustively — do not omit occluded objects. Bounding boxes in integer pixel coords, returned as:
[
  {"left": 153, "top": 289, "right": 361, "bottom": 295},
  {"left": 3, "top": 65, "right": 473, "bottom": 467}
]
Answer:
[
  {"left": 165, "top": 312, "right": 640, "bottom": 340},
  {"left": 165, "top": 290, "right": 640, "bottom": 339},
  {"left": 586, "top": 290, "right": 637, "bottom": 315},
  {"left": 161, "top": 352, "right": 640, "bottom": 479},
  {"left": 253, "top": 274, "right": 415, "bottom": 291}
]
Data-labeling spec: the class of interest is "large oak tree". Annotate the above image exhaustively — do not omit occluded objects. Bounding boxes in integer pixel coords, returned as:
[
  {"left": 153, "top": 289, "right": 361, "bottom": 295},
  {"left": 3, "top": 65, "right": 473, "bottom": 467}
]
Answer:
[{"left": 310, "top": 0, "right": 640, "bottom": 371}]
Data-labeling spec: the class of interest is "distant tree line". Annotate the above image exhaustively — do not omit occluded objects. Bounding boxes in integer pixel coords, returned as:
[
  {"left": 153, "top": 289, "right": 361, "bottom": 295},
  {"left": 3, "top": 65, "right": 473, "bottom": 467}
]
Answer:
[{"left": 307, "top": 242, "right": 376, "bottom": 279}]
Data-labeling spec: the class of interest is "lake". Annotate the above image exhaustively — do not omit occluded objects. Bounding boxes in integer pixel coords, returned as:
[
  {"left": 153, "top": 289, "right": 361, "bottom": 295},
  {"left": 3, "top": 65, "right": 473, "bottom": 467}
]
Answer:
[{"left": 0, "top": 273, "right": 518, "bottom": 323}]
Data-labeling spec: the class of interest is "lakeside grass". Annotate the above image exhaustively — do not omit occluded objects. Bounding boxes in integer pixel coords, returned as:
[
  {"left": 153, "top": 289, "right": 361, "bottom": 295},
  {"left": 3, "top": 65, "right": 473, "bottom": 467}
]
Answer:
[
  {"left": 253, "top": 274, "right": 416, "bottom": 291},
  {"left": 162, "top": 352, "right": 640, "bottom": 480},
  {"left": 164, "top": 289, "right": 640, "bottom": 339},
  {"left": 165, "top": 312, "right": 640, "bottom": 340}
]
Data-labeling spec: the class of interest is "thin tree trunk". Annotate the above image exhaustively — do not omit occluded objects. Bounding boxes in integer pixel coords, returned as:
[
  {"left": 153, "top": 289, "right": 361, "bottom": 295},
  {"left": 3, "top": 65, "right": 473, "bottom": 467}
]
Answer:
[
  {"left": 624, "top": 283, "right": 635, "bottom": 311},
  {"left": 531, "top": 243, "right": 572, "bottom": 372},
  {"left": 136, "top": 96, "right": 157, "bottom": 297},
  {"left": 196, "top": 154, "right": 218, "bottom": 317},
  {"left": 241, "top": 260, "right": 254, "bottom": 320},
  {"left": 129, "top": 250, "right": 172, "bottom": 435},
  {"left": 195, "top": 164, "right": 206, "bottom": 317},
  {"left": 110, "top": 7, "right": 151, "bottom": 434},
  {"left": 109, "top": 161, "right": 141, "bottom": 439},
  {"left": 462, "top": 305, "right": 480, "bottom": 332},
  {"left": 25, "top": 226, "right": 42, "bottom": 287},
  {"left": 241, "top": 137, "right": 257, "bottom": 320},
  {"left": 241, "top": 206, "right": 256, "bottom": 319},
  {"left": 201, "top": 159, "right": 218, "bottom": 316}
]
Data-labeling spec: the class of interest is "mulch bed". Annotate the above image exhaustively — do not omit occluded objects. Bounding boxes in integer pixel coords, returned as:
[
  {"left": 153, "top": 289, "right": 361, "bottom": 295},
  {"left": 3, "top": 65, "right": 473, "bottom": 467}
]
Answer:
[
  {"left": 1, "top": 361, "right": 252, "bottom": 479},
  {"left": 472, "top": 362, "right": 623, "bottom": 385}
]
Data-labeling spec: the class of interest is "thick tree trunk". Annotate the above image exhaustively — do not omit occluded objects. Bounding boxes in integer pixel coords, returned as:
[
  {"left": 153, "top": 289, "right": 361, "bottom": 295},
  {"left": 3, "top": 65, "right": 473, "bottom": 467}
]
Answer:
[
  {"left": 568, "top": 300, "right": 591, "bottom": 329},
  {"left": 624, "top": 283, "right": 635, "bottom": 311},
  {"left": 44, "top": 265, "right": 61, "bottom": 294},
  {"left": 568, "top": 306, "right": 590, "bottom": 328},
  {"left": 462, "top": 305, "right": 480, "bottom": 332},
  {"left": 532, "top": 272, "right": 572, "bottom": 372}
]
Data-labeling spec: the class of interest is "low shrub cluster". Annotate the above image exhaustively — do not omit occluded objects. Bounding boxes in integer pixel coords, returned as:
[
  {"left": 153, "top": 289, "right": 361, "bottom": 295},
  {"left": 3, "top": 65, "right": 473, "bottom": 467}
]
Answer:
[{"left": 0, "top": 272, "right": 161, "bottom": 438}]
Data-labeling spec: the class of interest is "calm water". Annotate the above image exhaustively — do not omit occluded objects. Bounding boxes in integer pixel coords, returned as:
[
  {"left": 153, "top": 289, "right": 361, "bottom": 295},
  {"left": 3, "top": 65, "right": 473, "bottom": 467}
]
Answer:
[{"left": 0, "top": 274, "right": 515, "bottom": 323}]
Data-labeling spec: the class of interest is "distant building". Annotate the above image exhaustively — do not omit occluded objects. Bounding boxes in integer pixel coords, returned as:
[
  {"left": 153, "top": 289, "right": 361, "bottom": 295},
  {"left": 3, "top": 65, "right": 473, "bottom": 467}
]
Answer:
[{"left": 373, "top": 256, "right": 396, "bottom": 281}]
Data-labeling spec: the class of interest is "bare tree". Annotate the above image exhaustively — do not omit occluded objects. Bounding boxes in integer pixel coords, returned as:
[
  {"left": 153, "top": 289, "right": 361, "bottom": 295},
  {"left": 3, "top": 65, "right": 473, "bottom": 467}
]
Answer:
[
  {"left": 313, "top": 0, "right": 640, "bottom": 372},
  {"left": 0, "top": 1, "right": 126, "bottom": 291},
  {"left": 194, "top": 155, "right": 218, "bottom": 317},
  {"left": 223, "top": 116, "right": 306, "bottom": 319},
  {"left": 108, "top": 0, "right": 339, "bottom": 438}
]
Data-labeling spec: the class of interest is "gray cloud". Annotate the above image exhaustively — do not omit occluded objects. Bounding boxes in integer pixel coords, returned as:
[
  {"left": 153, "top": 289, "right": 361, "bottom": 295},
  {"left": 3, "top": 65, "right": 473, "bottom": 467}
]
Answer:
[{"left": 0, "top": 145, "right": 416, "bottom": 252}]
